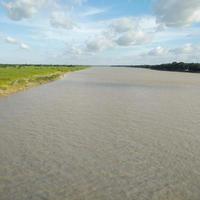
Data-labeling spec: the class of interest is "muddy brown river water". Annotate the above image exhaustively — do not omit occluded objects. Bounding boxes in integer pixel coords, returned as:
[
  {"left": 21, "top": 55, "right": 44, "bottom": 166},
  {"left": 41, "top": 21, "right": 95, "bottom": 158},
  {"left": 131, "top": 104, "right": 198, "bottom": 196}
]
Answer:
[{"left": 1, "top": 67, "right": 200, "bottom": 200}]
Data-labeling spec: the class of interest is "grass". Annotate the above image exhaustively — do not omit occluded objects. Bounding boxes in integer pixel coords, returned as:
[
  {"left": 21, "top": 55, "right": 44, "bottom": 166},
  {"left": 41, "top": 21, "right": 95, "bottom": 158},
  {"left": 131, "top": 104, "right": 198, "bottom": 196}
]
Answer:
[{"left": 0, "top": 65, "right": 88, "bottom": 96}]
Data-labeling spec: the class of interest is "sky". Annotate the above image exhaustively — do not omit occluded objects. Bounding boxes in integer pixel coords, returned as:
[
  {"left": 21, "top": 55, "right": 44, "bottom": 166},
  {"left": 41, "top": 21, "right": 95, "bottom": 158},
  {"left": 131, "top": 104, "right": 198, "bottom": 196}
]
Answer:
[{"left": 0, "top": 0, "right": 200, "bottom": 65}]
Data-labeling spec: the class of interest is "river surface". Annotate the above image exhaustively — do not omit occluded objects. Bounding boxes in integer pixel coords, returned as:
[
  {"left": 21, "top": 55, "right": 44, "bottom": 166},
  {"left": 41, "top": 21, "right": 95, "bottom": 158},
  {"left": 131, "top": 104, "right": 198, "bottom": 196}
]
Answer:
[{"left": 1, "top": 67, "right": 200, "bottom": 200}]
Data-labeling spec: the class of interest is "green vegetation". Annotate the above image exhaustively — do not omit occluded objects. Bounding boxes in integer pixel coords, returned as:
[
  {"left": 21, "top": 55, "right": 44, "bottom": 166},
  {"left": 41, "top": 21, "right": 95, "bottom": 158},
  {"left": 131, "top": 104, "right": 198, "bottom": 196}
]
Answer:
[
  {"left": 113, "top": 62, "right": 200, "bottom": 73},
  {"left": 0, "top": 65, "right": 88, "bottom": 96}
]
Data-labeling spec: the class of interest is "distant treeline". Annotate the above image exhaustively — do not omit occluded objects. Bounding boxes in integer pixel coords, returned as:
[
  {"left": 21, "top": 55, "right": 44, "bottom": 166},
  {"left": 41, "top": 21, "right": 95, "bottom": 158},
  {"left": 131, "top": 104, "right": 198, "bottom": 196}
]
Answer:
[{"left": 112, "top": 62, "right": 200, "bottom": 73}]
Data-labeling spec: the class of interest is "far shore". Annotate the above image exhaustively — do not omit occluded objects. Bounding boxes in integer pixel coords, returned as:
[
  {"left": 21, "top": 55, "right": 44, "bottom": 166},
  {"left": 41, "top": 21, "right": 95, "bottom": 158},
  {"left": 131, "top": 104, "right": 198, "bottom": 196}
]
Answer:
[
  {"left": 0, "top": 65, "right": 88, "bottom": 97},
  {"left": 111, "top": 62, "right": 200, "bottom": 73}
]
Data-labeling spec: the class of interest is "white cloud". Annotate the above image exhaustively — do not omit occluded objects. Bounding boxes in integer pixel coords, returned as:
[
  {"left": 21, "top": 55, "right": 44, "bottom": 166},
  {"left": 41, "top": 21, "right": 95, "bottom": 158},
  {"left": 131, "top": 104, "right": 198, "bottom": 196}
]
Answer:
[
  {"left": 190, "top": 9, "right": 200, "bottom": 23},
  {"left": 20, "top": 43, "right": 30, "bottom": 49},
  {"left": 3, "top": 0, "right": 47, "bottom": 21},
  {"left": 84, "top": 16, "right": 155, "bottom": 52},
  {"left": 5, "top": 36, "right": 18, "bottom": 44},
  {"left": 81, "top": 7, "right": 107, "bottom": 17},
  {"left": 116, "top": 31, "right": 152, "bottom": 46},
  {"left": 71, "top": 0, "right": 87, "bottom": 6},
  {"left": 148, "top": 46, "right": 168, "bottom": 56},
  {"left": 110, "top": 18, "right": 135, "bottom": 33},
  {"left": 63, "top": 16, "right": 156, "bottom": 57},
  {"left": 4, "top": 35, "right": 30, "bottom": 49},
  {"left": 65, "top": 43, "right": 85, "bottom": 56},
  {"left": 50, "top": 11, "right": 76, "bottom": 29},
  {"left": 144, "top": 44, "right": 200, "bottom": 60},
  {"left": 154, "top": 0, "right": 200, "bottom": 27},
  {"left": 110, "top": 16, "right": 157, "bottom": 33},
  {"left": 170, "top": 43, "right": 198, "bottom": 54},
  {"left": 106, "top": 17, "right": 155, "bottom": 47},
  {"left": 85, "top": 36, "right": 114, "bottom": 52}
]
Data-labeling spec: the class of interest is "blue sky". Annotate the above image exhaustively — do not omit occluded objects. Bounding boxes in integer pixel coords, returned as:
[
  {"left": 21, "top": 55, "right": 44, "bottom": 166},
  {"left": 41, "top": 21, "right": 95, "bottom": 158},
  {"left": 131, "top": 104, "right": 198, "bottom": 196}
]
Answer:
[{"left": 0, "top": 0, "right": 200, "bottom": 65}]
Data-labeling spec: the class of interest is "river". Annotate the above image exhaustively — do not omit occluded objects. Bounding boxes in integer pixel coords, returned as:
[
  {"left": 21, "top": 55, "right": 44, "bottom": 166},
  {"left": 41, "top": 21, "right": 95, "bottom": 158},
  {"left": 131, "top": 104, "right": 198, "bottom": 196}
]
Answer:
[{"left": 1, "top": 67, "right": 200, "bottom": 200}]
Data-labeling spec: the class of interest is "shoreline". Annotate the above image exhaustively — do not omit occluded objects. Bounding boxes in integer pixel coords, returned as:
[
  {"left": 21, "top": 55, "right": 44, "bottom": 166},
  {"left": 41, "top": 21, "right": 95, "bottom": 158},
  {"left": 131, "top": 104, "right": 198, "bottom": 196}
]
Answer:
[
  {"left": 0, "top": 72, "right": 64, "bottom": 97},
  {"left": 0, "top": 66, "right": 88, "bottom": 97}
]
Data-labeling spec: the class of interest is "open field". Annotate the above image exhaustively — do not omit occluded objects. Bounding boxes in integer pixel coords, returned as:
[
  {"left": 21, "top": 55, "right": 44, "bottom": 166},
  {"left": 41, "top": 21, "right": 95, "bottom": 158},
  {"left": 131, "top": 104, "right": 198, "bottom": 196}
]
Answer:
[{"left": 0, "top": 65, "right": 87, "bottom": 96}]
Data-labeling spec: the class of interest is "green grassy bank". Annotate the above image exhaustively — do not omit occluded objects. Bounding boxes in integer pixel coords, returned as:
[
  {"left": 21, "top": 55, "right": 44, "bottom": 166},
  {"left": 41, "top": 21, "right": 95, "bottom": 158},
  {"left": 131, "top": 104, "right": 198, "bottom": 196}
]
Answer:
[{"left": 0, "top": 65, "right": 87, "bottom": 96}]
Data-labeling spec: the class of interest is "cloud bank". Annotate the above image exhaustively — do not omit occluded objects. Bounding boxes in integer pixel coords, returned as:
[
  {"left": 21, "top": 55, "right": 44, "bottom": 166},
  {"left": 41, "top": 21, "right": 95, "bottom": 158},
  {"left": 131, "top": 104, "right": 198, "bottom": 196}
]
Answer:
[{"left": 154, "top": 0, "right": 200, "bottom": 27}]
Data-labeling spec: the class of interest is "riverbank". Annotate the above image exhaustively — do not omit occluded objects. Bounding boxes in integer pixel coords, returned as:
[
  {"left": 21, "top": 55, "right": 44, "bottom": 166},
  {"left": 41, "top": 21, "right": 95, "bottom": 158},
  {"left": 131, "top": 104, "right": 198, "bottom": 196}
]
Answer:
[{"left": 0, "top": 65, "right": 88, "bottom": 96}]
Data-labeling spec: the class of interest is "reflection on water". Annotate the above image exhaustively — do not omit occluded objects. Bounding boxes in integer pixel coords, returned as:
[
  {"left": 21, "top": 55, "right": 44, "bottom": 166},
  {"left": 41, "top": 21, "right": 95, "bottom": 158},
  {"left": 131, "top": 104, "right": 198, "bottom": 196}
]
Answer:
[{"left": 1, "top": 67, "right": 200, "bottom": 200}]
